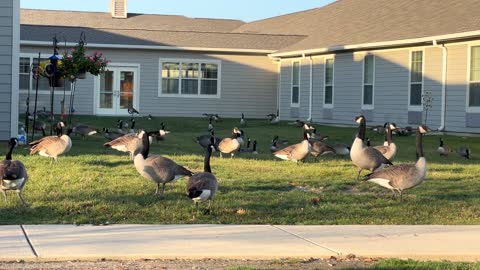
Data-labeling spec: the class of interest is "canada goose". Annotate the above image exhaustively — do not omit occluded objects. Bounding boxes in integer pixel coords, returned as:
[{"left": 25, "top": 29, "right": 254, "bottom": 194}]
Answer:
[
  {"left": 102, "top": 128, "right": 124, "bottom": 141},
  {"left": 34, "top": 120, "right": 47, "bottom": 137},
  {"left": 364, "top": 125, "right": 429, "bottom": 202},
  {"left": 195, "top": 131, "right": 221, "bottom": 150},
  {"left": 373, "top": 123, "right": 397, "bottom": 162},
  {"left": 270, "top": 138, "right": 280, "bottom": 153},
  {"left": 310, "top": 140, "right": 336, "bottom": 161},
  {"left": 117, "top": 120, "right": 126, "bottom": 134},
  {"left": 366, "top": 138, "right": 371, "bottom": 147},
  {"left": 148, "top": 114, "right": 153, "bottom": 121},
  {"left": 272, "top": 135, "right": 289, "bottom": 145},
  {"left": 72, "top": 125, "right": 97, "bottom": 140},
  {"left": 239, "top": 139, "right": 258, "bottom": 154},
  {"left": 129, "top": 118, "right": 136, "bottom": 133},
  {"left": 333, "top": 143, "right": 351, "bottom": 156},
  {"left": 128, "top": 107, "right": 140, "bottom": 116},
  {"left": 134, "top": 130, "right": 193, "bottom": 196},
  {"left": 396, "top": 125, "right": 413, "bottom": 136},
  {"left": 203, "top": 113, "right": 220, "bottom": 122},
  {"left": 187, "top": 137, "right": 218, "bottom": 213},
  {"left": 273, "top": 131, "right": 311, "bottom": 162},
  {"left": 457, "top": 147, "right": 471, "bottom": 159},
  {"left": 309, "top": 128, "right": 329, "bottom": 142},
  {"left": 207, "top": 118, "right": 214, "bottom": 132},
  {"left": 268, "top": 110, "right": 280, "bottom": 125},
  {"left": 350, "top": 115, "right": 393, "bottom": 180},
  {"left": 218, "top": 128, "right": 242, "bottom": 158},
  {"left": 437, "top": 137, "right": 451, "bottom": 157},
  {"left": 371, "top": 125, "right": 384, "bottom": 134},
  {"left": 29, "top": 122, "right": 72, "bottom": 162},
  {"left": 1, "top": 138, "right": 28, "bottom": 206},
  {"left": 240, "top": 113, "right": 246, "bottom": 127},
  {"left": 155, "top": 123, "right": 170, "bottom": 142},
  {"left": 104, "top": 132, "right": 142, "bottom": 160}
]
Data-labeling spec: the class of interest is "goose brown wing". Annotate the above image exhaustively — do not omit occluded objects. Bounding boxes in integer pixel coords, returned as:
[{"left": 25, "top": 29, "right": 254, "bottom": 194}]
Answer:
[
  {"left": 29, "top": 136, "right": 65, "bottom": 155},
  {"left": 373, "top": 145, "right": 388, "bottom": 154},
  {"left": 364, "top": 163, "right": 416, "bottom": 188},
  {"left": 363, "top": 147, "right": 393, "bottom": 165},
  {"left": 273, "top": 144, "right": 295, "bottom": 156},
  {"left": 144, "top": 155, "right": 192, "bottom": 182},
  {"left": 218, "top": 138, "right": 239, "bottom": 153},
  {"left": 187, "top": 172, "right": 217, "bottom": 192}
]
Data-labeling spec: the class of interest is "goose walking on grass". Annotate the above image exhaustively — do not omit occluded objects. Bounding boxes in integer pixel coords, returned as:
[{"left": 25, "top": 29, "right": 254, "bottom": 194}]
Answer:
[
  {"left": 72, "top": 125, "right": 97, "bottom": 140},
  {"left": 239, "top": 139, "right": 258, "bottom": 154},
  {"left": 333, "top": 143, "right": 350, "bottom": 156},
  {"left": 187, "top": 137, "right": 218, "bottom": 213},
  {"left": 373, "top": 123, "right": 398, "bottom": 162},
  {"left": 240, "top": 113, "right": 246, "bottom": 127},
  {"left": 457, "top": 147, "right": 471, "bottom": 159},
  {"left": 155, "top": 123, "right": 170, "bottom": 142},
  {"left": 134, "top": 130, "right": 193, "bottom": 197},
  {"left": 1, "top": 138, "right": 28, "bottom": 207},
  {"left": 437, "top": 137, "right": 451, "bottom": 157},
  {"left": 310, "top": 140, "right": 336, "bottom": 161},
  {"left": 273, "top": 131, "right": 311, "bottom": 163},
  {"left": 195, "top": 131, "right": 221, "bottom": 150},
  {"left": 29, "top": 122, "right": 72, "bottom": 162},
  {"left": 218, "top": 128, "right": 242, "bottom": 158},
  {"left": 268, "top": 110, "right": 280, "bottom": 125},
  {"left": 364, "top": 125, "right": 429, "bottom": 202},
  {"left": 104, "top": 131, "right": 142, "bottom": 160},
  {"left": 102, "top": 128, "right": 124, "bottom": 141},
  {"left": 350, "top": 115, "right": 393, "bottom": 179}
]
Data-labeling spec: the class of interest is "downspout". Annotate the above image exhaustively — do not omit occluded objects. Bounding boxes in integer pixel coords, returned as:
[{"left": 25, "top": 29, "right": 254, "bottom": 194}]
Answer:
[
  {"left": 433, "top": 40, "right": 447, "bottom": 131},
  {"left": 308, "top": 56, "right": 313, "bottom": 122}
]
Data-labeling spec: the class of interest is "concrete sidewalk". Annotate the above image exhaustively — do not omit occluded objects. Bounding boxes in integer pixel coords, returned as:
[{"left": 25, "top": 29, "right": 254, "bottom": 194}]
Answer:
[{"left": 1, "top": 225, "right": 480, "bottom": 261}]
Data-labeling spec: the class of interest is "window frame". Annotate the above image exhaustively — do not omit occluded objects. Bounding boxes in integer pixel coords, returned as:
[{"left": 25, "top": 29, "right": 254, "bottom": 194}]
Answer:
[
  {"left": 361, "top": 54, "right": 375, "bottom": 110},
  {"left": 323, "top": 57, "right": 334, "bottom": 108},
  {"left": 290, "top": 60, "right": 300, "bottom": 107},
  {"left": 408, "top": 49, "right": 425, "bottom": 111},
  {"left": 467, "top": 44, "right": 480, "bottom": 113},
  {"left": 158, "top": 58, "right": 221, "bottom": 99},
  {"left": 19, "top": 53, "right": 70, "bottom": 95}
]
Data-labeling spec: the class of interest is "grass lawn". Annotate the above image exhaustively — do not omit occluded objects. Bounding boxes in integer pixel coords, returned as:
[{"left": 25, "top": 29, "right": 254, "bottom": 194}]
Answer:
[{"left": 1, "top": 115, "right": 480, "bottom": 225}]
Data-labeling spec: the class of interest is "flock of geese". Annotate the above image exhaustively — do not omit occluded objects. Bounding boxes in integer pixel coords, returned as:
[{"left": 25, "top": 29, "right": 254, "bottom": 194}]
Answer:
[{"left": 0, "top": 112, "right": 474, "bottom": 210}]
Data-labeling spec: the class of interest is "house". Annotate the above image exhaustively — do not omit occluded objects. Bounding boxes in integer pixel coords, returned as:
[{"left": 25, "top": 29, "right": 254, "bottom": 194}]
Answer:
[
  {"left": 17, "top": 0, "right": 480, "bottom": 133},
  {"left": 0, "top": 0, "right": 19, "bottom": 140}
]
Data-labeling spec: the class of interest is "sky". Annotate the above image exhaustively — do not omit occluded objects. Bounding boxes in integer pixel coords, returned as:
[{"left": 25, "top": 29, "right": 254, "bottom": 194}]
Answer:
[{"left": 20, "top": 0, "right": 336, "bottom": 22}]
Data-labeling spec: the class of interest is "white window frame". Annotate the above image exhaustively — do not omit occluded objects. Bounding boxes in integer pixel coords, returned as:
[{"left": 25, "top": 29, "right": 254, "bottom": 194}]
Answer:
[
  {"left": 158, "top": 58, "right": 221, "bottom": 99},
  {"left": 361, "top": 54, "right": 375, "bottom": 110},
  {"left": 19, "top": 53, "right": 70, "bottom": 95},
  {"left": 408, "top": 49, "right": 425, "bottom": 111},
  {"left": 290, "top": 60, "right": 300, "bottom": 107},
  {"left": 466, "top": 43, "right": 480, "bottom": 113},
  {"left": 323, "top": 57, "right": 334, "bottom": 108}
]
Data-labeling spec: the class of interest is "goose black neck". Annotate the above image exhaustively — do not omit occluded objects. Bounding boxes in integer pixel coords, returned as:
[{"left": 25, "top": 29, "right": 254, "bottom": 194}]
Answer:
[
  {"left": 416, "top": 129, "right": 424, "bottom": 159},
  {"left": 386, "top": 127, "right": 393, "bottom": 144},
  {"left": 204, "top": 147, "right": 212, "bottom": 173},
  {"left": 141, "top": 132, "right": 150, "bottom": 159},
  {"left": 357, "top": 119, "right": 366, "bottom": 140},
  {"left": 252, "top": 141, "right": 257, "bottom": 151},
  {"left": 303, "top": 131, "right": 308, "bottom": 140},
  {"left": 130, "top": 120, "right": 135, "bottom": 129},
  {"left": 5, "top": 143, "right": 14, "bottom": 161},
  {"left": 439, "top": 138, "right": 444, "bottom": 147}
]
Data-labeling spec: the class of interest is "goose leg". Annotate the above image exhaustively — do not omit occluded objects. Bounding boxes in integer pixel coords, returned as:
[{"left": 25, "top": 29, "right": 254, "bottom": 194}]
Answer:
[
  {"left": 390, "top": 189, "right": 397, "bottom": 200},
  {"left": 219, "top": 152, "right": 223, "bottom": 158},
  {"left": 356, "top": 168, "right": 363, "bottom": 180},
  {"left": 399, "top": 190, "right": 404, "bottom": 202},
  {"left": 230, "top": 153, "right": 234, "bottom": 159},
  {"left": 160, "top": 183, "right": 166, "bottom": 197},
  {"left": 17, "top": 190, "right": 27, "bottom": 207},
  {"left": 155, "top": 183, "right": 160, "bottom": 195}
]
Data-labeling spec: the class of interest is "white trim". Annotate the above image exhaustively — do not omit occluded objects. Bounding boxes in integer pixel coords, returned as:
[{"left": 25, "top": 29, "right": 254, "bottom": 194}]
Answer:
[
  {"left": 361, "top": 54, "right": 375, "bottom": 110},
  {"left": 269, "top": 30, "right": 480, "bottom": 58},
  {"left": 408, "top": 49, "right": 425, "bottom": 112},
  {"left": 276, "top": 61, "right": 281, "bottom": 113},
  {"left": 467, "top": 44, "right": 480, "bottom": 113},
  {"left": 20, "top": 40, "right": 276, "bottom": 54},
  {"left": 10, "top": 0, "right": 20, "bottom": 137},
  {"left": 158, "top": 58, "right": 221, "bottom": 99},
  {"left": 290, "top": 60, "right": 300, "bottom": 107},
  {"left": 308, "top": 56, "right": 313, "bottom": 121},
  {"left": 323, "top": 57, "right": 334, "bottom": 109}
]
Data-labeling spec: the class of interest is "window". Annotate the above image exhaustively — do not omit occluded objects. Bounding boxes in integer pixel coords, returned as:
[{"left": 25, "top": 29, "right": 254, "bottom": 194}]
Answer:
[
  {"left": 409, "top": 50, "right": 423, "bottom": 109},
  {"left": 469, "top": 46, "right": 480, "bottom": 109},
  {"left": 324, "top": 58, "right": 334, "bottom": 107},
  {"left": 362, "top": 55, "right": 375, "bottom": 109},
  {"left": 291, "top": 61, "right": 300, "bottom": 106},
  {"left": 19, "top": 55, "right": 61, "bottom": 93},
  {"left": 159, "top": 59, "right": 220, "bottom": 97}
]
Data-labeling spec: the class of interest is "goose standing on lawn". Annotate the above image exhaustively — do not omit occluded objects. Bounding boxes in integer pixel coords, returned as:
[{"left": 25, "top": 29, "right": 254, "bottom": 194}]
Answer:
[
  {"left": 273, "top": 131, "right": 311, "bottom": 162},
  {"left": 218, "top": 128, "right": 242, "bottom": 158},
  {"left": 187, "top": 137, "right": 219, "bottom": 213},
  {"left": 437, "top": 137, "right": 451, "bottom": 157},
  {"left": 104, "top": 131, "right": 142, "bottom": 160},
  {"left": 102, "top": 128, "right": 124, "bottom": 140},
  {"left": 350, "top": 115, "right": 392, "bottom": 179},
  {"left": 373, "top": 123, "right": 398, "bottom": 162},
  {"left": 29, "top": 122, "right": 72, "bottom": 162},
  {"left": 364, "top": 125, "right": 429, "bottom": 202},
  {"left": 457, "top": 147, "right": 471, "bottom": 159},
  {"left": 72, "top": 124, "right": 97, "bottom": 140},
  {"left": 1, "top": 138, "right": 28, "bottom": 206},
  {"left": 240, "top": 113, "right": 246, "bottom": 127},
  {"left": 207, "top": 118, "right": 214, "bottom": 132},
  {"left": 195, "top": 131, "right": 221, "bottom": 150},
  {"left": 134, "top": 130, "right": 193, "bottom": 197}
]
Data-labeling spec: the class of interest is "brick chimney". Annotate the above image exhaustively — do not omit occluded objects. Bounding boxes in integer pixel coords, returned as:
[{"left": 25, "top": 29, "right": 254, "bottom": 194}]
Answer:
[{"left": 110, "top": 0, "right": 127, "bottom": 18}]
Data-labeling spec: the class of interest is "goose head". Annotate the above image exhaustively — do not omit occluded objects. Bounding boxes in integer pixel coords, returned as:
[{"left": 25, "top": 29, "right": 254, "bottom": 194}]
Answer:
[
  {"left": 418, "top": 125, "right": 429, "bottom": 134},
  {"left": 8, "top": 138, "right": 18, "bottom": 148},
  {"left": 137, "top": 130, "right": 147, "bottom": 139},
  {"left": 355, "top": 115, "right": 365, "bottom": 124}
]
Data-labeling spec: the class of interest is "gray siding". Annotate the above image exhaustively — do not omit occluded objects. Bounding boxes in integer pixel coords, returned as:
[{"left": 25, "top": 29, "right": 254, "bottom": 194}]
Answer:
[
  {"left": 19, "top": 47, "right": 278, "bottom": 119},
  {"left": 0, "top": 1, "right": 14, "bottom": 139}
]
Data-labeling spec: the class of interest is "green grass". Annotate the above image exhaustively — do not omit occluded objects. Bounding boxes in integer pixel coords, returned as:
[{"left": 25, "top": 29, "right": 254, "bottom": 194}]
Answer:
[
  {"left": 1, "top": 115, "right": 480, "bottom": 225},
  {"left": 367, "top": 259, "right": 480, "bottom": 270}
]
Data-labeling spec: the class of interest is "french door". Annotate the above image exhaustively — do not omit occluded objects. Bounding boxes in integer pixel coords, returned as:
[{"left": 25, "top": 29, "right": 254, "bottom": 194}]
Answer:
[{"left": 96, "top": 65, "right": 139, "bottom": 115}]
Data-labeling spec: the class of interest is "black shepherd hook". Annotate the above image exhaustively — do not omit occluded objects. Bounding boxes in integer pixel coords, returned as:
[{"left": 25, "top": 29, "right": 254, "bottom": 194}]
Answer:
[
  {"left": 79, "top": 31, "right": 86, "bottom": 46},
  {"left": 49, "top": 35, "right": 60, "bottom": 135},
  {"left": 30, "top": 53, "right": 41, "bottom": 142}
]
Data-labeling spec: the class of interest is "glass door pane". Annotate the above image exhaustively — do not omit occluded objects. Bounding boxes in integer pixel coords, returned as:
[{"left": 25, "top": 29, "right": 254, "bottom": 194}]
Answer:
[
  {"left": 119, "top": 71, "right": 134, "bottom": 110},
  {"left": 99, "top": 70, "right": 114, "bottom": 109}
]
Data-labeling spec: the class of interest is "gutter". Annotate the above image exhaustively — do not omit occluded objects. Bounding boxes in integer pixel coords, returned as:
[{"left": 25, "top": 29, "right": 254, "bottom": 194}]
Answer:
[
  {"left": 434, "top": 40, "right": 448, "bottom": 131},
  {"left": 269, "top": 30, "right": 480, "bottom": 58}
]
